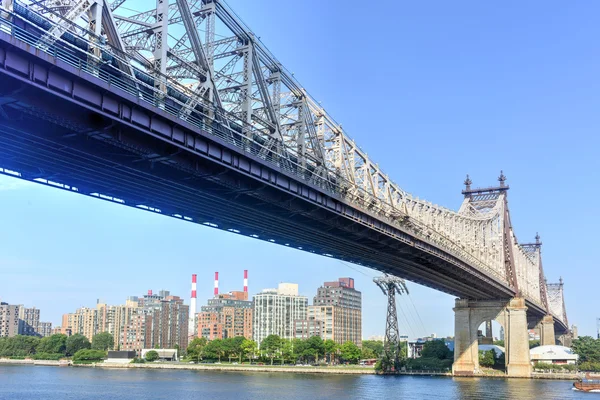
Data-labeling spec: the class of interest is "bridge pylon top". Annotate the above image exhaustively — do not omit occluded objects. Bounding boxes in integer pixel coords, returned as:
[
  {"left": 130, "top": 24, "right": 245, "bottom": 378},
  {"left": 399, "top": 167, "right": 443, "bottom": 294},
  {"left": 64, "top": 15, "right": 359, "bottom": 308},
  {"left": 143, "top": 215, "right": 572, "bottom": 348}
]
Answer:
[
  {"left": 461, "top": 171, "right": 510, "bottom": 198},
  {"left": 521, "top": 233, "right": 542, "bottom": 249}
]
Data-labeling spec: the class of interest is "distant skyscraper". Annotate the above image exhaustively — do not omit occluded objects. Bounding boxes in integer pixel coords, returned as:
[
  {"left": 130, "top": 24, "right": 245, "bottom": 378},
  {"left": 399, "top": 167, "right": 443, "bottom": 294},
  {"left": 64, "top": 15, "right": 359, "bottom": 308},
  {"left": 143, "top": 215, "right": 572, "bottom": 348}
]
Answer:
[
  {"left": 36, "top": 322, "right": 53, "bottom": 337},
  {"left": 62, "top": 307, "right": 99, "bottom": 341},
  {"left": 198, "top": 297, "right": 252, "bottom": 340},
  {"left": 253, "top": 283, "right": 307, "bottom": 346},
  {"left": 18, "top": 306, "right": 40, "bottom": 336},
  {"left": 60, "top": 289, "right": 188, "bottom": 355},
  {"left": 145, "top": 294, "right": 189, "bottom": 350},
  {"left": 307, "top": 278, "right": 362, "bottom": 346},
  {"left": 0, "top": 303, "right": 20, "bottom": 337}
]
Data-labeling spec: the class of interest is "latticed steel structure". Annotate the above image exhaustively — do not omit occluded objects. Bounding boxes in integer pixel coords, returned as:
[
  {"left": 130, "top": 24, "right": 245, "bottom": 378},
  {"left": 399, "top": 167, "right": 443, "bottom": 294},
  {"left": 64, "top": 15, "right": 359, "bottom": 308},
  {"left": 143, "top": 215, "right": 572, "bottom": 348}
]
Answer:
[
  {"left": 374, "top": 274, "right": 409, "bottom": 372},
  {"left": 0, "top": 0, "right": 569, "bottom": 334}
]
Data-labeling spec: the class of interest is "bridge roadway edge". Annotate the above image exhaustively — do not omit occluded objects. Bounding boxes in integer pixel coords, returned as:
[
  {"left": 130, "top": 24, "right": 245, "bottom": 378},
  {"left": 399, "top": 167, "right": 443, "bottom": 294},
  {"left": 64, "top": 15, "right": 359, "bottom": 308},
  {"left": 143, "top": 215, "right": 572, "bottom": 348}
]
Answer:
[{"left": 0, "top": 31, "right": 561, "bottom": 328}]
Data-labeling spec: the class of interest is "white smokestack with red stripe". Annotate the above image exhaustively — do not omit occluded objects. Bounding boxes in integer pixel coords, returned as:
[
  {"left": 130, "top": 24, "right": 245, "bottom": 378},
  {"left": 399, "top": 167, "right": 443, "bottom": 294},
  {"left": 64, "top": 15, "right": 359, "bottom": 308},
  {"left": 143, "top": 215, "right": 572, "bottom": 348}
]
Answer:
[
  {"left": 243, "top": 270, "right": 248, "bottom": 294},
  {"left": 214, "top": 272, "right": 219, "bottom": 297},
  {"left": 189, "top": 274, "right": 197, "bottom": 336}
]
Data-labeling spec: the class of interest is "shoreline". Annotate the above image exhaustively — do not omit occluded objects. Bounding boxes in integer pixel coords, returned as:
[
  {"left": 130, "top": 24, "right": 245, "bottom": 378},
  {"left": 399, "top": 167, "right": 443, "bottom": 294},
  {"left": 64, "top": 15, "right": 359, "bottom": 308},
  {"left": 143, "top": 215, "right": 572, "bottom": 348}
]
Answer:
[
  {"left": 0, "top": 359, "right": 375, "bottom": 375},
  {"left": 0, "top": 359, "right": 581, "bottom": 380}
]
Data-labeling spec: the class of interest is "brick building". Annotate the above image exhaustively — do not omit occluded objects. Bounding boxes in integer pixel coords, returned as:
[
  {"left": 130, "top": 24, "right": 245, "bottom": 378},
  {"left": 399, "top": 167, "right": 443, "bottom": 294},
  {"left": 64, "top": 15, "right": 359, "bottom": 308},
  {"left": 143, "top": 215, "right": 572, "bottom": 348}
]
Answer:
[{"left": 296, "top": 278, "right": 362, "bottom": 346}]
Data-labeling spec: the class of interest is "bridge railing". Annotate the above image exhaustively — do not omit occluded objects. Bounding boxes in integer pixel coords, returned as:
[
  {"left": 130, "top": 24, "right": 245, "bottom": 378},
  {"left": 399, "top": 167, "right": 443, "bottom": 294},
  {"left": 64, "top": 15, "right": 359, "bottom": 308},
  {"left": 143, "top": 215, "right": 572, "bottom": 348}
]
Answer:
[{"left": 0, "top": 8, "right": 517, "bottom": 287}]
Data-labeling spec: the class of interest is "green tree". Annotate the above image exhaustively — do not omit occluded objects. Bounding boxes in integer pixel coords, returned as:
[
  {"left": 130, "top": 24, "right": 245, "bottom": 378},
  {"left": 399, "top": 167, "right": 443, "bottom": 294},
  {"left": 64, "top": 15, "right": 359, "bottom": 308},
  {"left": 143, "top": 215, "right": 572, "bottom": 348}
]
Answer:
[
  {"left": 479, "top": 350, "right": 496, "bottom": 368},
  {"left": 361, "top": 346, "right": 376, "bottom": 360},
  {"left": 323, "top": 339, "right": 338, "bottom": 364},
  {"left": 230, "top": 336, "right": 246, "bottom": 363},
  {"left": 305, "top": 336, "right": 325, "bottom": 363},
  {"left": 529, "top": 340, "right": 540, "bottom": 349},
  {"left": 222, "top": 338, "right": 235, "bottom": 362},
  {"left": 241, "top": 339, "right": 258, "bottom": 363},
  {"left": 261, "top": 335, "right": 283, "bottom": 365},
  {"left": 291, "top": 339, "right": 307, "bottom": 364},
  {"left": 0, "top": 335, "right": 40, "bottom": 357},
  {"left": 421, "top": 340, "right": 452, "bottom": 360},
  {"left": 66, "top": 334, "right": 91, "bottom": 356},
  {"left": 573, "top": 336, "right": 600, "bottom": 364},
  {"left": 187, "top": 337, "right": 208, "bottom": 362},
  {"left": 145, "top": 350, "right": 159, "bottom": 362},
  {"left": 340, "top": 341, "right": 361, "bottom": 364},
  {"left": 281, "top": 340, "right": 294, "bottom": 364},
  {"left": 362, "top": 340, "right": 384, "bottom": 357},
  {"left": 204, "top": 339, "right": 224, "bottom": 361},
  {"left": 36, "top": 334, "right": 67, "bottom": 355},
  {"left": 91, "top": 332, "right": 114, "bottom": 351},
  {"left": 72, "top": 349, "right": 105, "bottom": 363}
]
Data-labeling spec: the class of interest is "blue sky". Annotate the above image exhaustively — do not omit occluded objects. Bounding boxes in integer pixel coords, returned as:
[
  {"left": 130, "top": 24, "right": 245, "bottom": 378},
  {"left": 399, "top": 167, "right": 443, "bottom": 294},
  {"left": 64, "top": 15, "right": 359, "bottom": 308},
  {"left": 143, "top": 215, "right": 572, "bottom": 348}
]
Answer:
[{"left": 1, "top": 0, "right": 599, "bottom": 338}]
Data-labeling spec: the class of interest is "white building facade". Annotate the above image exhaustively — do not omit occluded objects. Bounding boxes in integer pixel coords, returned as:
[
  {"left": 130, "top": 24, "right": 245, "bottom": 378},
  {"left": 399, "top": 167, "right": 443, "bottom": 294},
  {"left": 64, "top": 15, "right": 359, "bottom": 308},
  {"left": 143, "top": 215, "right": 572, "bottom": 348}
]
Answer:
[{"left": 253, "top": 283, "right": 307, "bottom": 346}]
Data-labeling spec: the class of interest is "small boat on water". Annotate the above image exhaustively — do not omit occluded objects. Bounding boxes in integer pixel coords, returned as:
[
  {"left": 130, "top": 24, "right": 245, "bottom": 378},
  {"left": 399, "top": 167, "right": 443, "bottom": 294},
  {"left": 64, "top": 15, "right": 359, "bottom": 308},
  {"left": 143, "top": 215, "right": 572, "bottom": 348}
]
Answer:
[{"left": 573, "top": 373, "right": 600, "bottom": 392}]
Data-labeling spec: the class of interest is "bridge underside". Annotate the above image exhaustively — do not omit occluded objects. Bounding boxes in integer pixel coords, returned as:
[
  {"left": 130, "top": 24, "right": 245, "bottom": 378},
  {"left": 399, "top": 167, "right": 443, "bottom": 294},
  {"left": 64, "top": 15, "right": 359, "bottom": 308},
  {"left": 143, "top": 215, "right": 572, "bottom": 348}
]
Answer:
[{"left": 0, "top": 34, "right": 565, "bottom": 332}]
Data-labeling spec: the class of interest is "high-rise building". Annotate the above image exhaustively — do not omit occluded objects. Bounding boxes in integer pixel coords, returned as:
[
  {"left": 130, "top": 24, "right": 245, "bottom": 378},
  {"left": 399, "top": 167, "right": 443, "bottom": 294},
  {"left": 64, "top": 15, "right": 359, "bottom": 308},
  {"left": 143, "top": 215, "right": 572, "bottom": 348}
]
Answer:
[
  {"left": 51, "top": 326, "right": 72, "bottom": 336},
  {"left": 306, "top": 278, "right": 362, "bottom": 346},
  {"left": 198, "top": 297, "right": 253, "bottom": 340},
  {"left": 62, "top": 307, "right": 99, "bottom": 340},
  {"left": 294, "top": 319, "right": 322, "bottom": 340},
  {"left": 18, "top": 306, "right": 40, "bottom": 336},
  {"left": 115, "top": 305, "right": 147, "bottom": 353},
  {"left": 0, "top": 303, "right": 20, "bottom": 337},
  {"left": 145, "top": 294, "right": 189, "bottom": 351},
  {"left": 36, "top": 322, "right": 53, "bottom": 338},
  {"left": 60, "top": 289, "right": 189, "bottom": 354},
  {"left": 197, "top": 271, "right": 252, "bottom": 341},
  {"left": 253, "top": 283, "right": 307, "bottom": 346}
]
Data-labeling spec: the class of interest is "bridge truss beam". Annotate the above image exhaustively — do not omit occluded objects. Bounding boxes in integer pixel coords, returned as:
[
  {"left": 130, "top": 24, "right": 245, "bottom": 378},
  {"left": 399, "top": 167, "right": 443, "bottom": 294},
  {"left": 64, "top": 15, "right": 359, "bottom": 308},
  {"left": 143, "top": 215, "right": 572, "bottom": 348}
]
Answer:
[{"left": 0, "top": 0, "right": 568, "bottom": 330}]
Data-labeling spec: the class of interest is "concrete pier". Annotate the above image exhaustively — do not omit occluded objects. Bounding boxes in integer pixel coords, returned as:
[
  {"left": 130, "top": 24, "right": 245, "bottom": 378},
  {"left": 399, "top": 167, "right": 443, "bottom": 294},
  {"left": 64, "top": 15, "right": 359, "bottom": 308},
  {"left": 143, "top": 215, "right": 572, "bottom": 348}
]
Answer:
[
  {"left": 452, "top": 298, "right": 532, "bottom": 378},
  {"left": 538, "top": 315, "right": 556, "bottom": 346}
]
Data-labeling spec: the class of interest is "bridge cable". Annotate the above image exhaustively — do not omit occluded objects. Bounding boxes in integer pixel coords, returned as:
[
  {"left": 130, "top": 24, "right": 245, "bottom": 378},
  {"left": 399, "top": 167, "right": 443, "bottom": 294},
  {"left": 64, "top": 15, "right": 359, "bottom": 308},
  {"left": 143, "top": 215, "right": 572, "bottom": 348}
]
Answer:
[
  {"left": 335, "top": 260, "right": 376, "bottom": 278},
  {"left": 401, "top": 296, "right": 424, "bottom": 338},
  {"left": 396, "top": 299, "right": 417, "bottom": 339},
  {"left": 406, "top": 294, "right": 428, "bottom": 337},
  {"left": 335, "top": 259, "right": 418, "bottom": 338}
]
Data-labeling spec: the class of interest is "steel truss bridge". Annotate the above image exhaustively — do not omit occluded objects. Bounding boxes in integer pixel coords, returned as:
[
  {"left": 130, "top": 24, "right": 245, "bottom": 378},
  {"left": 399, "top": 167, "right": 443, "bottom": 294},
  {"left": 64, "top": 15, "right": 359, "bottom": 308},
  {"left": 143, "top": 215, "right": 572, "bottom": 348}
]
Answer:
[{"left": 0, "top": 0, "right": 568, "bottom": 332}]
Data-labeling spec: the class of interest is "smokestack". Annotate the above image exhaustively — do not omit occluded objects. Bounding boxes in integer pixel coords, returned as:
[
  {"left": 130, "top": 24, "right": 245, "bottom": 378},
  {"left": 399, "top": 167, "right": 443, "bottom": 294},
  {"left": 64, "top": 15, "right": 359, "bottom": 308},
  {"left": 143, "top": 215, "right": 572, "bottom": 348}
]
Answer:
[
  {"left": 148, "top": 289, "right": 152, "bottom": 296},
  {"left": 189, "top": 274, "right": 197, "bottom": 336},
  {"left": 244, "top": 270, "right": 248, "bottom": 294},
  {"left": 214, "top": 272, "right": 219, "bottom": 297}
]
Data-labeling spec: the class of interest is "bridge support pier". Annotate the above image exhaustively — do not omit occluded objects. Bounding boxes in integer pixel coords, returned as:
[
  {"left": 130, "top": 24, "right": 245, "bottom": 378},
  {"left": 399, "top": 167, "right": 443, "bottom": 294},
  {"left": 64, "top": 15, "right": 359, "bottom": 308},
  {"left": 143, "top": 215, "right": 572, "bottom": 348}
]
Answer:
[
  {"left": 453, "top": 298, "right": 532, "bottom": 378},
  {"left": 538, "top": 315, "right": 556, "bottom": 346},
  {"left": 557, "top": 333, "right": 573, "bottom": 347}
]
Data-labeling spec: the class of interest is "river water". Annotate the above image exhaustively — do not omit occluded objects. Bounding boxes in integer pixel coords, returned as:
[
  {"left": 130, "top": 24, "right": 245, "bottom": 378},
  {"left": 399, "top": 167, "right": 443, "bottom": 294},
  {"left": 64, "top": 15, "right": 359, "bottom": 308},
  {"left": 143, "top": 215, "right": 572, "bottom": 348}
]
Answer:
[{"left": 0, "top": 365, "right": 589, "bottom": 400}]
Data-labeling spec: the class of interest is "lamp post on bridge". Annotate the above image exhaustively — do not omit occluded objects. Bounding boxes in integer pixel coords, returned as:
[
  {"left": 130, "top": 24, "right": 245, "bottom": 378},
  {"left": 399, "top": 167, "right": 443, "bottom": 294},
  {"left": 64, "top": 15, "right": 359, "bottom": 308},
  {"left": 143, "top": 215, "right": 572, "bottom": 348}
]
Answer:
[{"left": 374, "top": 274, "right": 409, "bottom": 373}]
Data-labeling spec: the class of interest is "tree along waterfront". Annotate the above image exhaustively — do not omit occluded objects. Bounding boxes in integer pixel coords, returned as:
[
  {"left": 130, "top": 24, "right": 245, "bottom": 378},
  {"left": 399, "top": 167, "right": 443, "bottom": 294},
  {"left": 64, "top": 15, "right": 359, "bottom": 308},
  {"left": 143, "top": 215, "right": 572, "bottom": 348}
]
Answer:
[
  {"left": 185, "top": 335, "right": 363, "bottom": 365},
  {"left": 0, "top": 333, "right": 105, "bottom": 363},
  {"left": 4, "top": 333, "right": 599, "bottom": 372}
]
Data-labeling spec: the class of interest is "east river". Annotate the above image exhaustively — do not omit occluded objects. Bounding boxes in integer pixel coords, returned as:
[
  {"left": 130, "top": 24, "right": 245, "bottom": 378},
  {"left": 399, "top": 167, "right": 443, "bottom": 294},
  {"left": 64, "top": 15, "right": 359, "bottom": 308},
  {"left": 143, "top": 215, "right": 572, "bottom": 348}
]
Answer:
[{"left": 0, "top": 365, "right": 590, "bottom": 400}]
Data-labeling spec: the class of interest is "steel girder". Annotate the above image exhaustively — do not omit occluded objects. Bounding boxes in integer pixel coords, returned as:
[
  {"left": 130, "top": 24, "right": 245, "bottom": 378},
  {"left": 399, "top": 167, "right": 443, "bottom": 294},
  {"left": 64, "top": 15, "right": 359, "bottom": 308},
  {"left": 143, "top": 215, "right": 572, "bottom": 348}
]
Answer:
[{"left": 0, "top": 0, "right": 567, "bottom": 327}]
